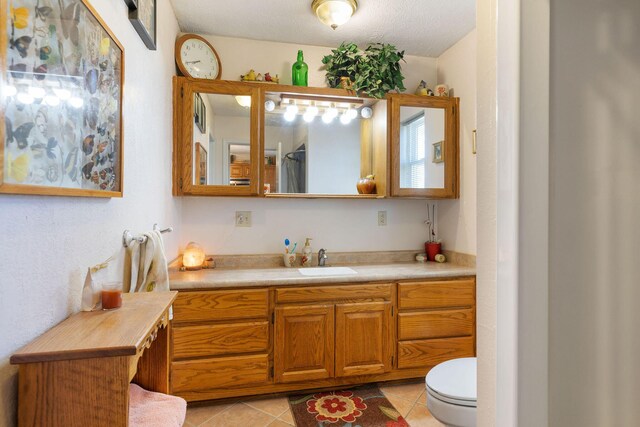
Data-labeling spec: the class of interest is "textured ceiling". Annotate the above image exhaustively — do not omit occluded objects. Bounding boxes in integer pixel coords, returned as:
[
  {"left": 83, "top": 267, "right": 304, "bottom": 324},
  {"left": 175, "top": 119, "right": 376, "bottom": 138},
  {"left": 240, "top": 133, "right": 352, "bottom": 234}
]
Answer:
[{"left": 169, "top": 0, "right": 476, "bottom": 57}]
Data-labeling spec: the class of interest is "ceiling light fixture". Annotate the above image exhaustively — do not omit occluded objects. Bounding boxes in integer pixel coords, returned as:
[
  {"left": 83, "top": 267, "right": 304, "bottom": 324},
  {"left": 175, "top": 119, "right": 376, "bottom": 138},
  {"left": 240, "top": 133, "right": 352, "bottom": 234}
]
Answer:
[
  {"left": 235, "top": 95, "right": 252, "bottom": 108},
  {"left": 312, "top": 0, "right": 358, "bottom": 30}
]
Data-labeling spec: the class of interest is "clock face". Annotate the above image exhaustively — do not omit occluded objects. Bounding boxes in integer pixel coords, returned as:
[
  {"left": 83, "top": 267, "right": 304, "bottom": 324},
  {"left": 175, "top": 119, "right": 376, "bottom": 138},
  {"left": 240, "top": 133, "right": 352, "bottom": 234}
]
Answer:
[{"left": 180, "top": 38, "right": 220, "bottom": 79}]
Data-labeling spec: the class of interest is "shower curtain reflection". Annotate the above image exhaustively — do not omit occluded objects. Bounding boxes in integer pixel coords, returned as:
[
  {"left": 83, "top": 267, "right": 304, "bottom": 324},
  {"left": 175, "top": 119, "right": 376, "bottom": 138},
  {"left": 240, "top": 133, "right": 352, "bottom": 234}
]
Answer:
[{"left": 283, "top": 147, "right": 306, "bottom": 193}]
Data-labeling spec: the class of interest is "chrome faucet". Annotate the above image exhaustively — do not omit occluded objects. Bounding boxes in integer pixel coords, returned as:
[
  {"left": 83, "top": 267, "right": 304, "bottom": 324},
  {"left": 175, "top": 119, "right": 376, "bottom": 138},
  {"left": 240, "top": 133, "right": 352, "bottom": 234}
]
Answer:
[{"left": 318, "top": 249, "right": 328, "bottom": 267}]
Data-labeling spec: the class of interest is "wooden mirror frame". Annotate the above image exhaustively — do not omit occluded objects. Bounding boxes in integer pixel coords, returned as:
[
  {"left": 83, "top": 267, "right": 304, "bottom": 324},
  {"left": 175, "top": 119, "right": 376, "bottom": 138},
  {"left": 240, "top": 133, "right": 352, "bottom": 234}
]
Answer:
[
  {"left": 173, "top": 77, "right": 262, "bottom": 196},
  {"left": 388, "top": 94, "right": 460, "bottom": 199}
]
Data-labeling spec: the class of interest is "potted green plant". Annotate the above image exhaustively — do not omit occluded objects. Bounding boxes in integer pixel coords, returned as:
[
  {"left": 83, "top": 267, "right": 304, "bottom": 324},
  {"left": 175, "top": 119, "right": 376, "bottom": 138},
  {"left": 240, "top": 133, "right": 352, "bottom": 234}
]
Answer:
[
  {"left": 355, "top": 43, "right": 406, "bottom": 99},
  {"left": 321, "top": 42, "right": 360, "bottom": 89},
  {"left": 321, "top": 42, "right": 406, "bottom": 99}
]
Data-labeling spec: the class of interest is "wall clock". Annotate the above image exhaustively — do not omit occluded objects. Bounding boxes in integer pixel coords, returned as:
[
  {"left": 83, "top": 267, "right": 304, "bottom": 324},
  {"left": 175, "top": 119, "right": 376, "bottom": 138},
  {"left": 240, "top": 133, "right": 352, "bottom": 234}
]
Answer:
[{"left": 175, "top": 34, "right": 222, "bottom": 79}]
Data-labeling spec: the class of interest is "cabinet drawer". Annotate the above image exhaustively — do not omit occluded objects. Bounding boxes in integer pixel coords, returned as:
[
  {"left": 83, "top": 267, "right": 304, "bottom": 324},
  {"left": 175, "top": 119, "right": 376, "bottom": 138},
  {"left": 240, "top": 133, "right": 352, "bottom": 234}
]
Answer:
[
  {"left": 398, "top": 279, "right": 475, "bottom": 310},
  {"left": 173, "top": 289, "right": 269, "bottom": 322},
  {"left": 276, "top": 283, "right": 392, "bottom": 304},
  {"left": 397, "top": 336, "right": 474, "bottom": 369},
  {"left": 171, "top": 354, "right": 269, "bottom": 393},
  {"left": 398, "top": 308, "right": 474, "bottom": 340},
  {"left": 173, "top": 321, "right": 269, "bottom": 359}
]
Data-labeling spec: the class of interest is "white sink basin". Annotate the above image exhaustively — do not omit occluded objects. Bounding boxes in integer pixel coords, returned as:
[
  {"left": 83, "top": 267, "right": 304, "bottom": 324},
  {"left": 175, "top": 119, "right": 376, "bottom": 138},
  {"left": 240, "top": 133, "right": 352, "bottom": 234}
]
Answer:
[{"left": 298, "top": 267, "right": 358, "bottom": 277}]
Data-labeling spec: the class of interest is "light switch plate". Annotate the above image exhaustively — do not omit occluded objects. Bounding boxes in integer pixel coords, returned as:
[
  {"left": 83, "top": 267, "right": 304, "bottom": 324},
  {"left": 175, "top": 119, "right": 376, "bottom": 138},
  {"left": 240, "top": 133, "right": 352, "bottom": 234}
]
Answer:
[
  {"left": 235, "top": 211, "right": 252, "bottom": 227},
  {"left": 378, "top": 211, "right": 387, "bottom": 226}
]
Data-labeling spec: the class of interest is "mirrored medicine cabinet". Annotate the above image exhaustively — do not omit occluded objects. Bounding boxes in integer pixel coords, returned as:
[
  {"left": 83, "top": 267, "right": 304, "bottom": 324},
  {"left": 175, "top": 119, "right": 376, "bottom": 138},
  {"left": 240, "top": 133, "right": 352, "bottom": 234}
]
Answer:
[{"left": 173, "top": 77, "right": 459, "bottom": 199}]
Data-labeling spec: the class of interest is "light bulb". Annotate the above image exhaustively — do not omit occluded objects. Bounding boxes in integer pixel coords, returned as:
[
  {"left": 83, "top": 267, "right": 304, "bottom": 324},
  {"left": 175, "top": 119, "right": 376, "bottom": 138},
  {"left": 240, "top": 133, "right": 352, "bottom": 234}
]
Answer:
[
  {"left": 16, "top": 92, "right": 34, "bottom": 104},
  {"left": 264, "top": 100, "right": 275, "bottom": 112},
  {"left": 340, "top": 112, "right": 351, "bottom": 125},
  {"left": 360, "top": 106, "right": 373, "bottom": 119},
  {"left": 306, "top": 106, "right": 319, "bottom": 116},
  {"left": 284, "top": 111, "right": 296, "bottom": 122},
  {"left": 28, "top": 86, "right": 46, "bottom": 98},
  {"left": 4, "top": 85, "right": 17, "bottom": 97},
  {"left": 69, "top": 96, "right": 84, "bottom": 108},
  {"left": 286, "top": 105, "right": 298, "bottom": 115},
  {"left": 347, "top": 108, "right": 358, "bottom": 119},
  {"left": 322, "top": 111, "right": 335, "bottom": 124},
  {"left": 53, "top": 88, "right": 71, "bottom": 100},
  {"left": 303, "top": 112, "right": 315, "bottom": 123},
  {"left": 326, "top": 107, "right": 338, "bottom": 118},
  {"left": 44, "top": 95, "right": 61, "bottom": 106}
]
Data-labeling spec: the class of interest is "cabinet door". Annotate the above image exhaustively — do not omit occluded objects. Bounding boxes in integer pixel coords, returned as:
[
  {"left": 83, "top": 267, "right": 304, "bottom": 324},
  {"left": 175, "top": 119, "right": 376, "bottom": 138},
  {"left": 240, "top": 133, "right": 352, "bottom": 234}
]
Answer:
[
  {"left": 274, "top": 304, "right": 334, "bottom": 383},
  {"left": 388, "top": 94, "right": 459, "bottom": 198},
  {"left": 243, "top": 165, "right": 252, "bottom": 178},
  {"left": 335, "top": 301, "right": 392, "bottom": 377},
  {"left": 230, "top": 164, "right": 243, "bottom": 178}
]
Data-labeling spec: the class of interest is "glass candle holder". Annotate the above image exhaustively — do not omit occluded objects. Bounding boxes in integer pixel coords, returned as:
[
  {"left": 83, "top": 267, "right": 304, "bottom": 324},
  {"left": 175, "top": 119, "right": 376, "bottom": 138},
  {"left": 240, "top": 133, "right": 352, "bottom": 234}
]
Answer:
[{"left": 101, "top": 282, "right": 123, "bottom": 310}]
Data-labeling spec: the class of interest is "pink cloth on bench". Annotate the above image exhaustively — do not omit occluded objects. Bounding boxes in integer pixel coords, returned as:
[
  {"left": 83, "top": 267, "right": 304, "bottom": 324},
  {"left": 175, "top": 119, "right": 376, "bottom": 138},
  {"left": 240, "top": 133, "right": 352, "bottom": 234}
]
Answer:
[{"left": 129, "top": 383, "right": 187, "bottom": 427}]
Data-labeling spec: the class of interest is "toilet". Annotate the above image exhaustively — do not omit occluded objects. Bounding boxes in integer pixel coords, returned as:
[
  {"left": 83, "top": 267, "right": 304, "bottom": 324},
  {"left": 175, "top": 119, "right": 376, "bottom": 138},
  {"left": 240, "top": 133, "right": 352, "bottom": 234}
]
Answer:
[{"left": 425, "top": 357, "right": 477, "bottom": 427}]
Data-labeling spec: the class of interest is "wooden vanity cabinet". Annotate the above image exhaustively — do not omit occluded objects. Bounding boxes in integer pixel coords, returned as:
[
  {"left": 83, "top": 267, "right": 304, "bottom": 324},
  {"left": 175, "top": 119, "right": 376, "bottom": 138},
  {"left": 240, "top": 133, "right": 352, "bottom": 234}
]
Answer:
[{"left": 170, "top": 277, "right": 475, "bottom": 402}]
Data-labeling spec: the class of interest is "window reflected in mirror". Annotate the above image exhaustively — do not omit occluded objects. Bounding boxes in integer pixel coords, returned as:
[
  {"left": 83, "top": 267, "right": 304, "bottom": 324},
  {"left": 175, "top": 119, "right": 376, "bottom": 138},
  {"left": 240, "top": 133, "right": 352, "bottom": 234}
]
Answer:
[
  {"left": 399, "top": 106, "right": 445, "bottom": 189},
  {"left": 192, "top": 92, "right": 252, "bottom": 187},
  {"left": 263, "top": 92, "right": 386, "bottom": 195}
]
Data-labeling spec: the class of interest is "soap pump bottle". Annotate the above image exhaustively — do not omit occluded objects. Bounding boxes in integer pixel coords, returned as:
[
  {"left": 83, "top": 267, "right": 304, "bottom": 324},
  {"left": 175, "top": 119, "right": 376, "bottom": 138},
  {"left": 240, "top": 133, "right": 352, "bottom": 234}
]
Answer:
[
  {"left": 292, "top": 50, "right": 308, "bottom": 87},
  {"left": 302, "top": 238, "right": 313, "bottom": 267}
]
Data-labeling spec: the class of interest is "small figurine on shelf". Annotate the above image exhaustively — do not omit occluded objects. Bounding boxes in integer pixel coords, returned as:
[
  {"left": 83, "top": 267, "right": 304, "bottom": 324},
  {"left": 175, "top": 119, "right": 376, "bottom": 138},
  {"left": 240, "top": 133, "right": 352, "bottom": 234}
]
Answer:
[
  {"left": 240, "top": 69, "right": 257, "bottom": 81},
  {"left": 265, "top": 72, "right": 280, "bottom": 84},
  {"left": 415, "top": 80, "right": 434, "bottom": 96},
  {"left": 255, "top": 73, "right": 264, "bottom": 82},
  {"left": 435, "top": 84, "right": 449, "bottom": 97}
]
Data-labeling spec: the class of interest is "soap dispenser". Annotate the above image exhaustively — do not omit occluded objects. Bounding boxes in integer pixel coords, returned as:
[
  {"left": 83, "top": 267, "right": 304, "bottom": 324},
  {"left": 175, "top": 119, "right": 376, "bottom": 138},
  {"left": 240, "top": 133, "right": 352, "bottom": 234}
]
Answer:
[{"left": 302, "top": 238, "right": 313, "bottom": 267}]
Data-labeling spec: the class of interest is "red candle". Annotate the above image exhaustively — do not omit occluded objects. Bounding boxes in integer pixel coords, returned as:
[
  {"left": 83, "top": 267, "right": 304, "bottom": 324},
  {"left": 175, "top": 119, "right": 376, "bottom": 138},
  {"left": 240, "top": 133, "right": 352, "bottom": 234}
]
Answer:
[{"left": 101, "top": 282, "right": 123, "bottom": 310}]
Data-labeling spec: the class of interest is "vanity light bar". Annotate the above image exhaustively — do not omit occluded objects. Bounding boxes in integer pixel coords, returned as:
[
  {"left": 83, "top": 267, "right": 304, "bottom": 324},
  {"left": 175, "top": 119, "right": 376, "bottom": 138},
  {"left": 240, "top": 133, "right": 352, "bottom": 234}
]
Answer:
[{"left": 280, "top": 93, "right": 364, "bottom": 107}]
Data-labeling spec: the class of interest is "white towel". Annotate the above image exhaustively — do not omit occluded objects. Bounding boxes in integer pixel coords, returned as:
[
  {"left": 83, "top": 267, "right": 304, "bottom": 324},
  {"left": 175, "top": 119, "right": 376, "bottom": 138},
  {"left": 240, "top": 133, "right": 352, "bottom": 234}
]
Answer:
[
  {"left": 81, "top": 248, "right": 126, "bottom": 311},
  {"left": 126, "top": 230, "right": 170, "bottom": 294}
]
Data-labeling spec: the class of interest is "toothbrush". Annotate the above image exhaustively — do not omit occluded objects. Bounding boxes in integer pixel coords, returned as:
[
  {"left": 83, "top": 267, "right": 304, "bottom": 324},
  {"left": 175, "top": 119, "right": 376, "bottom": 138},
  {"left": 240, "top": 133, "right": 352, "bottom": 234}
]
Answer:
[
  {"left": 285, "top": 238, "right": 290, "bottom": 253},
  {"left": 290, "top": 243, "right": 298, "bottom": 254}
]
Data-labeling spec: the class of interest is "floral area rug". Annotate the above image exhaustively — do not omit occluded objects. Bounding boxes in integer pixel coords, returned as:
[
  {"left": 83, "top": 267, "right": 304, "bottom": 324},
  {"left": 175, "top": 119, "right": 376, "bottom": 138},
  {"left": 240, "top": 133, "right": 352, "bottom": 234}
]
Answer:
[{"left": 289, "top": 385, "right": 409, "bottom": 427}]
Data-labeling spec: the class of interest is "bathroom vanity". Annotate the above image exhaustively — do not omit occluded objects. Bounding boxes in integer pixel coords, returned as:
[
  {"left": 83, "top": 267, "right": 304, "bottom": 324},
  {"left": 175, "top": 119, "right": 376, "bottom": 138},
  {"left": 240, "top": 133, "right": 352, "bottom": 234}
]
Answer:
[{"left": 169, "top": 263, "right": 475, "bottom": 402}]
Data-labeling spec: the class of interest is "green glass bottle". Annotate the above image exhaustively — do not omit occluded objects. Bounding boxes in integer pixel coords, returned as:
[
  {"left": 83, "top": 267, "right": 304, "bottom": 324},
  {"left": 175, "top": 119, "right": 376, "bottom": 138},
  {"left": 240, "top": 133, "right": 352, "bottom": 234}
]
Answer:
[{"left": 292, "top": 50, "right": 308, "bottom": 87}]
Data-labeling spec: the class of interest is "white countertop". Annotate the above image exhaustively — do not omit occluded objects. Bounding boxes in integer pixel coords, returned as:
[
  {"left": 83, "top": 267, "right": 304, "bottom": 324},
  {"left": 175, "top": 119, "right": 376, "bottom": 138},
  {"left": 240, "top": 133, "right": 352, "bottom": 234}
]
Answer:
[{"left": 169, "top": 262, "right": 476, "bottom": 290}]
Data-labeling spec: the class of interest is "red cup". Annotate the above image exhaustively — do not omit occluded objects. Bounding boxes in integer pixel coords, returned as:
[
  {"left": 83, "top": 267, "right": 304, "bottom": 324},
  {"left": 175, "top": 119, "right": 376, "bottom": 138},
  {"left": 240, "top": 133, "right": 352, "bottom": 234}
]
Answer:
[{"left": 425, "top": 242, "right": 441, "bottom": 261}]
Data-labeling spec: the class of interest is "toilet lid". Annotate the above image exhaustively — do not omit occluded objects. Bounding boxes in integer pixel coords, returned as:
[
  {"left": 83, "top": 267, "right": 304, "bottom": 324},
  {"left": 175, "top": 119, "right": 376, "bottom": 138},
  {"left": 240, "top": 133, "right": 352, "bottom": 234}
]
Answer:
[{"left": 426, "top": 357, "right": 477, "bottom": 405}]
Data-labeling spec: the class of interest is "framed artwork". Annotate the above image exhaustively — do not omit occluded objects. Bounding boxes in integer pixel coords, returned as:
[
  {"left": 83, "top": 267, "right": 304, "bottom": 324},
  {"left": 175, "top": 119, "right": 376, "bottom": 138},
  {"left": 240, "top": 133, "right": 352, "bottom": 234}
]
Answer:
[
  {"left": 194, "top": 93, "right": 206, "bottom": 133},
  {"left": 433, "top": 141, "right": 444, "bottom": 163},
  {"left": 129, "top": 0, "right": 155, "bottom": 50},
  {"left": 195, "top": 142, "right": 207, "bottom": 185},
  {"left": 1, "top": 0, "right": 124, "bottom": 198}
]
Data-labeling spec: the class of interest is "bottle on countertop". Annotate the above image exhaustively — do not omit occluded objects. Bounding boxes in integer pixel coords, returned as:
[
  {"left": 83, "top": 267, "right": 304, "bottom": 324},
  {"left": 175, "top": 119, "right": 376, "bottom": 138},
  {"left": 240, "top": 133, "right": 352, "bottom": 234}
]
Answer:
[
  {"left": 301, "top": 238, "right": 313, "bottom": 267},
  {"left": 292, "top": 50, "right": 308, "bottom": 87}
]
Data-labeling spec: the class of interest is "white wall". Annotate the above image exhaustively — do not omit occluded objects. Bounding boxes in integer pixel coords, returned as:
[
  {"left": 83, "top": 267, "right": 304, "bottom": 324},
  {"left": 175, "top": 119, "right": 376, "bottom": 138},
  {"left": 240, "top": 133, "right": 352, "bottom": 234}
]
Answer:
[
  {"left": 307, "top": 121, "right": 360, "bottom": 194},
  {"left": 475, "top": 3, "right": 497, "bottom": 425},
  {"left": 437, "top": 30, "right": 477, "bottom": 256},
  {"left": 181, "top": 197, "right": 432, "bottom": 255},
  {"left": 549, "top": 0, "right": 640, "bottom": 425},
  {"left": 196, "top": 35, "right": 439, "bottom": 93},
  {"left": 0, "top": 2, "right": 181, "bottom": 427}
]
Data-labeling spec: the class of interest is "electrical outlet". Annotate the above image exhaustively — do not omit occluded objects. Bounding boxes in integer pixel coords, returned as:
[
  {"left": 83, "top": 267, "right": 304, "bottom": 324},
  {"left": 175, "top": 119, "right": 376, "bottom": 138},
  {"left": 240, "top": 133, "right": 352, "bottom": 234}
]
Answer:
[
  {"left": 378, "top": 211, "right": 387, "bottom": 226},
  {"left": 235, "top": 211, "right": 252, "bottom": 227}
]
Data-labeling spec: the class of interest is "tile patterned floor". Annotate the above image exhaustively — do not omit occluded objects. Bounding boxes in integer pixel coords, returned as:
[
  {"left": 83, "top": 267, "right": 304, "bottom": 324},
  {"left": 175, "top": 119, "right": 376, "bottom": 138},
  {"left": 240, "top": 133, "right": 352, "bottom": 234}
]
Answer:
[{"left": 183, "top": 380, "right": 442, "bottom": 427}]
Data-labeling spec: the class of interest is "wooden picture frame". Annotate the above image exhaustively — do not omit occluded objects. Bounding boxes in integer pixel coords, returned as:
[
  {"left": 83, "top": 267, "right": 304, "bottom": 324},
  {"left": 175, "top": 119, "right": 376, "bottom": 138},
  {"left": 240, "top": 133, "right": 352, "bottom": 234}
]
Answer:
[
  {"left": 1, "top": 0, "right": 125, "bottom": 198},
  {"left": 433, "top": 141, "right": 444, "bottom": 163},
  {"left": 129, "top": 0, "right": 156, "bottom": 50},
  {"left": 194, "top": 93, "right": 206, "bottom": 133},
  {"left": 195, "top": 143, "right": 207, "bottom": 185}
]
